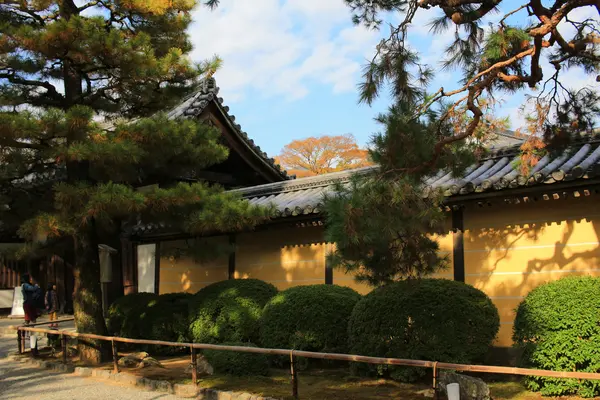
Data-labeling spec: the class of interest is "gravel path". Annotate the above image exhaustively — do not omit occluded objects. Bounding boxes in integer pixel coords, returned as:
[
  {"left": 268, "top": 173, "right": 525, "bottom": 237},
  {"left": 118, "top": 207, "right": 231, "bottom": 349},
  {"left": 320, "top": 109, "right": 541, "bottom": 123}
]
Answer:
[{"left": 0, "top": 338, "right": 181, "bottom": 400}]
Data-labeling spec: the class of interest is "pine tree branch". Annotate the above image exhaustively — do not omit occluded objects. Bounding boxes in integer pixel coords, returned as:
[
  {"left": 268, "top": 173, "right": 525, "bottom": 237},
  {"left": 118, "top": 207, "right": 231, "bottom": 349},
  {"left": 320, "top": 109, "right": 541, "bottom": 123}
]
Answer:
[
  {"left": 0, "top": 73, "right": 64, "bottom": 102},
  {"left": 3, "top": 3, "right": 47, "bottom": 26},
  {"left": 0, "top": 162, "right": 57, "bottom": 185},
  {"left": 440, "top": 0, "right": 501, "bottom": 24},
  {"left": 0, "top": 138, "right": 48, "bottom": 150},
  {"left": 77, "top": 1, "right": 102, "bottom": 12}
]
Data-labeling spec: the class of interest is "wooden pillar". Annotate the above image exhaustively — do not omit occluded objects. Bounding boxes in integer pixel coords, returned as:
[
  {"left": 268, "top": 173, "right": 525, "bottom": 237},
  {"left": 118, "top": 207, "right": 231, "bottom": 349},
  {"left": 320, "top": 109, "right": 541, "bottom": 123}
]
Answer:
[
  {"left": 121, "top": 236, "right": 137, "bottom": 295},
  {"left": 154, "top": 242, "right": 161, "bottom": 295},
  {"left": 452, "top": 207, "right": 465, "bottom": 282},
  {"left": 228, "top": 235, "right": 236, "bottom": 280},
  {"left": 325, "top": 243, "right": 333, "bottom": 285}
]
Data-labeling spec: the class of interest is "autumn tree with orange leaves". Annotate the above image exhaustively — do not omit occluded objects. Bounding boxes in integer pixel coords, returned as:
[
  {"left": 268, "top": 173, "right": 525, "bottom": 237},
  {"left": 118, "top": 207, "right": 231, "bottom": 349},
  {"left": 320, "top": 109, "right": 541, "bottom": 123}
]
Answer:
[{"left": 277, "top": 134, "right": 373, "bottom": 177}]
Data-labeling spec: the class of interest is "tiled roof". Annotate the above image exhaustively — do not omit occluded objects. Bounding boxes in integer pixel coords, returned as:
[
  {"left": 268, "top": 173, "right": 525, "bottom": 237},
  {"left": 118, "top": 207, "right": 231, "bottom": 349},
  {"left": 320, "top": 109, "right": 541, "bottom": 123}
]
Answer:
[
  {"left": 234, "top": 135, "right": 600, "bottom": 218},
  {"left": 486, "top": 130, "right": 526, "bottom": 149},
  {"left": 166, "top": 78, "right": 291, "bottom": 180}
]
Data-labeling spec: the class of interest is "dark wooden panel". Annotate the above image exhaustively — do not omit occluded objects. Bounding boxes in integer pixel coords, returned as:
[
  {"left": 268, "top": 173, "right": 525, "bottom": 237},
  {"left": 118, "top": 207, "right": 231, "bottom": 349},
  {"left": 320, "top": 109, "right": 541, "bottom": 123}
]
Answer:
[
  {"left": 228, "top": 235, "right": 236, "bottom": 280},
  {"left": 452, "top": 207, "right": 465, "bottom": 282}
]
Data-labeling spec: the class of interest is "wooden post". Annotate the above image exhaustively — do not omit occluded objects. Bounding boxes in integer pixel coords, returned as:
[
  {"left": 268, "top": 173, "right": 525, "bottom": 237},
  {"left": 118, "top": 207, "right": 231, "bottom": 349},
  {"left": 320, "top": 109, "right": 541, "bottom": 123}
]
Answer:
[
  {"left": 17, "top": 330, "right": 22, "bottom": 354},
  {"left": 190, "top": 346, "right": 198, "bottom": 387},
  {"left": 112, "top": 340, "right": 119, "bottom": 374},
  {"left": 21, "top": 329, "right": 26, "bottom": 355},
  {"left": 61, "top": 334, "right": 67, "bottom": 364},
  {"left": 290, "top": 351, "right": 299, "bottom": 399},
  {"left": 432, "top": 361, "right": 439, "bottom": 400}
]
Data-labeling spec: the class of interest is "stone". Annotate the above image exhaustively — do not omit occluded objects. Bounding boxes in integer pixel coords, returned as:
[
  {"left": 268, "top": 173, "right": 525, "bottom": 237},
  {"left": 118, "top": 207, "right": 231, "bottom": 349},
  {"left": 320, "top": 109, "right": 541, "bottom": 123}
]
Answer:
[
  {"left": 75, "top": 367, "right": 92, "bottom": 377},
  {"left": 137, "top": 357, "right": 164, "bottom": 369},
  {"left": 184, "top": 355, "right": 214, "bottom": 376},
  {"left": 115, "top": 373, "right": 140, "bottom": 386},
  {"left": 129, "top": 351, "right": 149, "bottom": 360},
  {"left": 438, "top": 371, "right": 491, "bottom": 400},
  {"left": 216, "top": 392, "right": 233, "bottom": 400},
  {"left": 118, "top": 352, "right": 150, "bottom": 367},
  {"left": 118, "top": 355, "right": 140, "bottom": 367},
  {"left": 174, "top": 383, "right": 199, "bottom": 397},
  {"left": 236, "top": 394, "right": 252, "bottom": 400},
  {"left": 199, "top": 388, "right": 218, "bottom": 400},
  {"left": 417, "top": 388, "right": 435, "bottom": 398},
  {"left": 92, "top": 369, "right": 113, "bottom": 380},
  {"left": 143, "top": 378, "right": 157, "bottom": 391},
  {"left": 154, "top": 380, "right": 173, "bottom": 393}
]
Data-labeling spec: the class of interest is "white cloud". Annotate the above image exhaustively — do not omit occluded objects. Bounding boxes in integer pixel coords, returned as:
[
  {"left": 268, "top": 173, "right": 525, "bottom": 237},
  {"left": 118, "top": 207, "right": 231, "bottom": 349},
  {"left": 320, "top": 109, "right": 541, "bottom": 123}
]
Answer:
[{"left": 188, "top": 0, "right": 380, "bottom": 102}]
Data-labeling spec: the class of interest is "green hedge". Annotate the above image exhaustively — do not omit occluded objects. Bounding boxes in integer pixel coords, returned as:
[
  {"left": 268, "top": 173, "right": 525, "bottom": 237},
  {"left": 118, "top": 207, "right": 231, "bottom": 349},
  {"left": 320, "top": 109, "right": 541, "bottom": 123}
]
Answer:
[
  {"left": 260, "top": 285, "right": 361, "bottom": 356},
  {"left": 141, "top": 292, "right": 193, "bottom": 354},
  {"left": 513, "top": 276, "right": 600, "bottom": 398},
  {"left": 106, "top": 292, "right": 193, "bottom": 354},
  {"left": 189, "top": 279, "right": 278, "bottom": 344},
  {"left": 106, "top": 292, "right": 159, "bottom": 338},
  {"left": 203, "top": 342, "right": 269, "bottom": 376},
  {"left": 348, "top": 279, "right": 499, "bottom": 382}
]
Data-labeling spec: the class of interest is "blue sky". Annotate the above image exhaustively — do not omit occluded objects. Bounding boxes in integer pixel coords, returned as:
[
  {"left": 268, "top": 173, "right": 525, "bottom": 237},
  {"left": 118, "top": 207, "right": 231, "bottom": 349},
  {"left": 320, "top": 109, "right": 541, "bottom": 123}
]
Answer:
[{"left": 188, "top": 0, "right": 598, "bottom": 157}]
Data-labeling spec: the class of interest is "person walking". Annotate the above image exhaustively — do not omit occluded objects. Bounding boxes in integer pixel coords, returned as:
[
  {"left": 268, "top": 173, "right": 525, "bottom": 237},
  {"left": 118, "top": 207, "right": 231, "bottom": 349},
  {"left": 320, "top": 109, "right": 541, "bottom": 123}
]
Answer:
[
  {"left": 45, "top": 283, "right": 59, "bottom": 328},
  {"left": 21, "top": 274, "right": 39, "bottom": 324},
  {"left": 21, "top": 274, "right": 41, "bottom": 356}
]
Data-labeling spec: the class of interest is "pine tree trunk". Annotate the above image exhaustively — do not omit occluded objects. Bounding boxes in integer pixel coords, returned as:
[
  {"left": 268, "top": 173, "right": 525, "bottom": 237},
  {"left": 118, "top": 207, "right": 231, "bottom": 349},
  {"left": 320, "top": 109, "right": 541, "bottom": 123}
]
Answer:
[
  {"left": 72, "top": 219, "right": 110, "bottom": 364},
  {"left": 57, "top": 2, "right": 110, "bottom": 363}
]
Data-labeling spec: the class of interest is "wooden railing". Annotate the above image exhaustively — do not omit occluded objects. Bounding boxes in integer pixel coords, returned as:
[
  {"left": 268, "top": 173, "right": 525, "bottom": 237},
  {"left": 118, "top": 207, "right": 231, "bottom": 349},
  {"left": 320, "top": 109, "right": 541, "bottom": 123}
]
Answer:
[{"left": 15, "top": 324, "right": 600, "bottom": 399}]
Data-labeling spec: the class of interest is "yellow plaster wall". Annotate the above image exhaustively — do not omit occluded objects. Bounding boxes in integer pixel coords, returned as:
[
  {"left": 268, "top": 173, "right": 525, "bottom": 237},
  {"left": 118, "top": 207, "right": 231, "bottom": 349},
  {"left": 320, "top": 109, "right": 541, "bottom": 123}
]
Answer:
[
  {"left": 235, "top": 225, "right": 326, "bottom": 290},
  {"left": 158, "top": 237, "right": 229, "bottom": 294},
  {"left": 333, "top": 219, "right": 455, "bottom": 294},
  {"left": 158, "top": 221, "right": 455, "bottom": 296},
  {"left": 157, "top": 195, "right": 600, "bottom": 349},
  {"left": 463, "top": 195, "right": 600, "bottom": 347}
]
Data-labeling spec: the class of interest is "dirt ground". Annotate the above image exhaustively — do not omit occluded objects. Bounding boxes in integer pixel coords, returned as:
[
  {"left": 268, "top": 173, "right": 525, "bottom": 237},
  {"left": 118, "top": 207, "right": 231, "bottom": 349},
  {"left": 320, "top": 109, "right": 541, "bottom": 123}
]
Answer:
[{"left": 30, "top": 346, "right": 592, "bottom": 400}]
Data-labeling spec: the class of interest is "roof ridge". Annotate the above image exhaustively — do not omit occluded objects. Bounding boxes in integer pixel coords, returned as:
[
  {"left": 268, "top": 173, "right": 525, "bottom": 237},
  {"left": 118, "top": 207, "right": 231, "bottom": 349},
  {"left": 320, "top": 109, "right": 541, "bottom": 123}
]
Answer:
[
  {"left": 233, "top": 166, "right": 375, "bottom": 196},
  {"left": 481, "top": 132, "right": 600, "bottom": 160},
  {"left": 166, "top": 77, "right": 291, "bottom": 180}
]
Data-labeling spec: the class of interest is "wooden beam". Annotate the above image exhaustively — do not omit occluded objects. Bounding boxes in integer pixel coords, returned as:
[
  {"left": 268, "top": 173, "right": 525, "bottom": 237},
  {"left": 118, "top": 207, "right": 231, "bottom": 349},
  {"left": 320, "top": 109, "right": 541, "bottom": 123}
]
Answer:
[
  {"left": 181, "top": 170, "right": 237, "bottom": 185},
  {"left": 452, "top": 207, "right": 465, "bottom": 282}
]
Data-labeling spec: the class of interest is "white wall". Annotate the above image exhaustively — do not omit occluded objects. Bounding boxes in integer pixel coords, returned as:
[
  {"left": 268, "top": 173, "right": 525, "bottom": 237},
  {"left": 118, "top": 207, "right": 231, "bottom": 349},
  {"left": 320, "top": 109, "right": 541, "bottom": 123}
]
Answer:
[
  {"left": 0, "top": 289, "right": 14, "bottom": 308},
  {"left": 137, "top": 244, "right": 156, "bottom": 293}
]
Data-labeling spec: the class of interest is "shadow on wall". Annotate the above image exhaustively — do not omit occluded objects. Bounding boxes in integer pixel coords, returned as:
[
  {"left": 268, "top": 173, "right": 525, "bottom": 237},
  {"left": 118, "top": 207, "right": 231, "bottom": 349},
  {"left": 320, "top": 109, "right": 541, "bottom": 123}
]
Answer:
[
  {"left": 235, "top": 226, "right": 325, "bottom": 290},
  {"left": 159, "top": 237, "right": 229, "bottom": 295},
  {"left": 464, "top": 196, "right": 600, "bottom": 347}
]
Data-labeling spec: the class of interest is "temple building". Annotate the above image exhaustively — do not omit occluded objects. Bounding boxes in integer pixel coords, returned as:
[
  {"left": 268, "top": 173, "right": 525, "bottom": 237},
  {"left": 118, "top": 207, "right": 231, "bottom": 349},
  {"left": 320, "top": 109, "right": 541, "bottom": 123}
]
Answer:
[
  {"left": 3, "top": 78, "right": 600, "bottom": 350},
  {"left": 127, "top": 79, "right": 600, "bottom": 349}
]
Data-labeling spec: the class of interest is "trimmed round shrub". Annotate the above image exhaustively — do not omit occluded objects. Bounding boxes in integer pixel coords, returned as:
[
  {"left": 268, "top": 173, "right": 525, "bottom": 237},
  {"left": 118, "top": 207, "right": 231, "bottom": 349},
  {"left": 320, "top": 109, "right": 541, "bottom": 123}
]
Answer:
[
  {"left": 189, "top": 279, "right": 278, "bottom": 344},
  {"left": 140, "top": 292, "right": 193, "bottom": 354},
  {"left": 260, "top": 285, "right": 361, "bottom": 355},
  {"left": 349, "top": 279, "right": 499, "bottom": 382},
  {"left": 203, "top": 342, "right": 269, "bottom": 376},
  {"left": 106, "top": 292, "right": 159, "bottom": 338},
  {"left": 513, "top": 276, "right": 600, "bottom": 398}
]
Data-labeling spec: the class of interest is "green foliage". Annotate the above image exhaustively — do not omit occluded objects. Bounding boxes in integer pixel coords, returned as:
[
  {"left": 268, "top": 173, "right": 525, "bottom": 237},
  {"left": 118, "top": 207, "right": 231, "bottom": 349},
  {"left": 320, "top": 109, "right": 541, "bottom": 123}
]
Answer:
[
  {"left": 203, "top": 342, "right": 270, "bottom": 376},
  {"left": 324, "top": 105, "right": 477, "bottom": 286},
  {"left": 348, "top": 279, "right": 499, "bottom": 382},
  {"left": 107, "top": 292, "right": 194, "bottom": 354},
  {"left": 513, "top": 276, "right": 600, "bottom": 398},
  {"left": 189, "top": 279, "right": 278, "bottom": 344},
  {"left": 106, "top": 292, "right": 159, "bottom": 337},
  {"left": 259, "top": 285, "right": 361, "bottom": 356},
  {"left": 0, "top": 0, "right": 271, "bottom": 343},
  {"left": 141, "top": 292, "right": 193, "bottom": 353}
]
